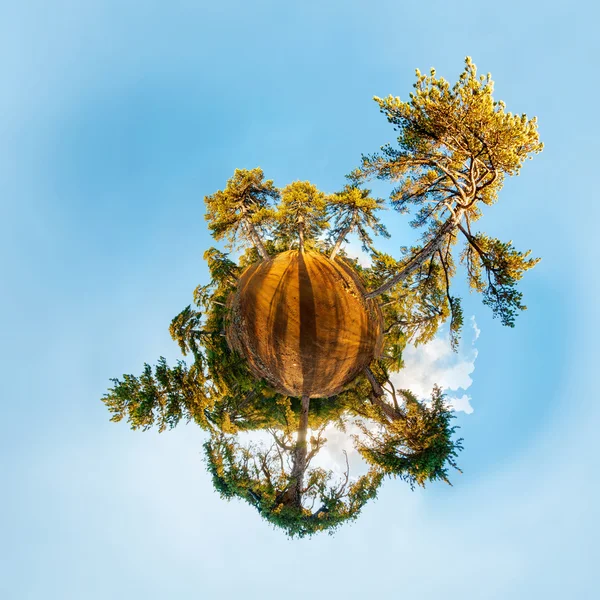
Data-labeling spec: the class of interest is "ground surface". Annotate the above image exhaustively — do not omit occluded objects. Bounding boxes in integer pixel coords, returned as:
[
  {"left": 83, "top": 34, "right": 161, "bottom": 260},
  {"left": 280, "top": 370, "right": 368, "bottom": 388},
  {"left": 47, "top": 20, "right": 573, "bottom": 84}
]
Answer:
[{"left": 226, "top": 250, "right": 383, "bottom": 398}]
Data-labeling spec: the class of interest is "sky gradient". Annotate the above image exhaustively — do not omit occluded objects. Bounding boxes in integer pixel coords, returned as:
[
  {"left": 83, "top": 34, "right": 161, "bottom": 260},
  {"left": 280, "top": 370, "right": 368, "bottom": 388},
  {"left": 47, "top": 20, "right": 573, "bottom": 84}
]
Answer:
[{"left": 2, "top": 1, "right": 598, "bottom": 598}]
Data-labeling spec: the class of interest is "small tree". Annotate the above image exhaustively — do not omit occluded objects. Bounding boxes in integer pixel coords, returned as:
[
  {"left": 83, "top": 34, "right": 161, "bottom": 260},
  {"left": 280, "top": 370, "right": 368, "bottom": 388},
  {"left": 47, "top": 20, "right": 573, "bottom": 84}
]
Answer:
[
  {"left": 204, "top": 168, "right": 279, "bottom": 260},
  {"left": 276, "top": 181, "right": 328, "bottom": 252},
  {"left": 327, "top": 184, "right": 389, "bottom": 260},
  {"left": 102, "top": 358, "right": 213, "bottom": 432},
  {"left": 204, "top": 422, "right": 383, "bottom": 538},
  {"left": 360, "top": 57, "right": 542, "bottom": 326},
  {"left": 358, "top": 373, "right": 463, "bottom": 488}
]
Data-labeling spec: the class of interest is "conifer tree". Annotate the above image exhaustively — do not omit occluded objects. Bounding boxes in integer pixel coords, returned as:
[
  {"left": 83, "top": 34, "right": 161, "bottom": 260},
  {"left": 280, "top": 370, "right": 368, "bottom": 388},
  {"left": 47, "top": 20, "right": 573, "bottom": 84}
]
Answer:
[
  {"left": 358, "top": 371, "right": 463, "bottom": 488},
  {"left": 360, "top": 57, "right": 542, "bottom": 327},
  {"left": 327, "top": 184, "right": 389, "bottom": 260},
  {"left": 103, "top": 358, "right": 213, "bottom": 432},
  {"left": 276, "top": 181, "right": 328, "bottom": 252},
  {"left": 204, "top": 418, "right": 383, "bottom": 538},
  {"left": 204, "top": 168, "right": 279, "bottom": 260}
]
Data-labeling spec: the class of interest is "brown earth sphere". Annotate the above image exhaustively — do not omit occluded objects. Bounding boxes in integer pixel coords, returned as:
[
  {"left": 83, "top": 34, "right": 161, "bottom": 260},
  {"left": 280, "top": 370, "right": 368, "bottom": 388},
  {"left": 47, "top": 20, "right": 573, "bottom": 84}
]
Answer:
[{"left": 226, "top": 250, "right": 383, "bottom": 398}]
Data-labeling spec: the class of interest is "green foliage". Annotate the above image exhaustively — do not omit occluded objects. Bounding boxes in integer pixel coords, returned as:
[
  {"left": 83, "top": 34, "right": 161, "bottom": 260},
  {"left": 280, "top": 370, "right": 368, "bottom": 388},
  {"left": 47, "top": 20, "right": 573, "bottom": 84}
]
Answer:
[
  {"left": 361, "top": 251, "right": 402, "bottom": 289},
  {"left": 359, "top": 56, "right": 541, "bottom": 326},
  {"left": 204, "top": 248, "right": 240, "bottom": 287},
  {"left": 327, "top": 184, "right": 389, "bottom": 256},
  {"left": 276, "top": 181, "right": 329, "bottom": 249},
  {"left": 363, "top": 57, "right": 542, "bottom": 202},
  {"left": 357, "top": 386, "right": 463, "bottom": 488},
  {"left": 102, "top": 358, "right": 212, "bottom": 432},
  {"left": 237, "top": 238, "right": 289, "bottom": 269},
  {"left": 365, "top": 246, "right": 464, "bottom": 354},
  {"left": 204, "top": 168, "right": 278, "bottom": 256},
  {"left": 460, "top": 232, "right": 540, "bottom": 327},
  {"left": 204, "top": 433, "right": 383, "bottom": 538},
  {"left": 169, "top": 305, "right": 212, "bottom": 358}
]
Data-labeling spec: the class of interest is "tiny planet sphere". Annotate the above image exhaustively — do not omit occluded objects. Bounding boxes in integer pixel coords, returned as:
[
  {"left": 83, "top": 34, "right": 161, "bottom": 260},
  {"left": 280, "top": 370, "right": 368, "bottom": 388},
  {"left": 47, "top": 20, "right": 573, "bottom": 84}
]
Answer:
[{"left": 226, "top": 250, "right": 383, "bottom": 398}]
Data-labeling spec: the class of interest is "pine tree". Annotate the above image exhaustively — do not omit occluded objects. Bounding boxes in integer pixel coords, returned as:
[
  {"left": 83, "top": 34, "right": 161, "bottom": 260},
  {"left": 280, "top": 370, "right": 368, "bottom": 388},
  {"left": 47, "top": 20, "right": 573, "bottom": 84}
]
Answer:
[
  {"left": 276, "top": 181, "right": 328, "bottom": 252},
  {"left": 358, "top": 371, "right": 463, "bottom": 488},
  {"left": 204, "top": 168, "right": 279, "bottom": 260},
  {"left": 360, "top": 57, "right": 542, "bottom": 326},
  {"left": 327, "top": 183, "right": 389, "bottom": 260},
  {"left": 204, "top": 411, "right": 383, "bottom": 538}
]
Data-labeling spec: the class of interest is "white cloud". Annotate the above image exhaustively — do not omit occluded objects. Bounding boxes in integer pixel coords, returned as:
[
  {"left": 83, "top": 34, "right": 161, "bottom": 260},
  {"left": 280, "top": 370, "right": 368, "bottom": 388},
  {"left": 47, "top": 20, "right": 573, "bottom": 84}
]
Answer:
[
  {"left": 342, "top": 235, "right": 373, "bottom": 267},
  {"left": 446, "top": 394, "right": 474, "bottom": 414},
  {"left": 471, "top": 315, "right": 481, "bottom": 342},
  {"left": 308, "top": 421, "right": 368, "bottom": 478},
  {"left": 389, "top": 318, "right": 480, "bottom": 414}
]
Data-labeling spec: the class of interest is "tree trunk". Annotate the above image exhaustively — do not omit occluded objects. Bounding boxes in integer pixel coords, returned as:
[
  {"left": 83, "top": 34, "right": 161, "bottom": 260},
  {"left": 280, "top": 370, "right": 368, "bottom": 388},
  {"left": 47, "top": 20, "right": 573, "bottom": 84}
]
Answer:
[
  {"left": 298, "top": 216, "right": 305, "bottom": 253},
  {"left": 296, "top": 395, "right": 310, "bottom": 460},
  {"left": 363, "top": 366, "right": 384, "bottom": 397},
  {"left": 369, "top": 392, "right": 402, "bottom": 421},
  {"left": 292, "top": 395, "right": 311, "bottom": 485},
  {"left": 243, "top": 219, "right": 270, "bottom": 261},
  {"left": 279, "top": 395, "right": 310, "bottom": 507},
  {"left": 329, "top": 211, "right": 357, "bottom": 261},
  {"left": 365, "top": 209, "right": 464, "bottom": 299},
  {"left": 363, "top": 367, "right": 401, "bottom": 421}
]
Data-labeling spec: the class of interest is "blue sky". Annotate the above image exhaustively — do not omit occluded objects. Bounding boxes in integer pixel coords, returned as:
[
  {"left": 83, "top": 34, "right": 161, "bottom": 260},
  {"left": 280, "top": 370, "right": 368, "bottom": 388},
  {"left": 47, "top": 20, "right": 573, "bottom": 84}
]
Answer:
[{"left": 1, "top": 1, "right": 598, "bottom": 598}]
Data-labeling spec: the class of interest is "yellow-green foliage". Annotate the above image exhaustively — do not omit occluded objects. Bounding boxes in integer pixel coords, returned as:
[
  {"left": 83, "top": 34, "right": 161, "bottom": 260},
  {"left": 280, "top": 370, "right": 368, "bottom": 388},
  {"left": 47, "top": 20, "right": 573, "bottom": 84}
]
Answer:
[
  {"left": 361, "top": 57, "right": 542, "bottom": 325},
  {"left": 275, "top": 180, "right": 329, "bottom": 249}
]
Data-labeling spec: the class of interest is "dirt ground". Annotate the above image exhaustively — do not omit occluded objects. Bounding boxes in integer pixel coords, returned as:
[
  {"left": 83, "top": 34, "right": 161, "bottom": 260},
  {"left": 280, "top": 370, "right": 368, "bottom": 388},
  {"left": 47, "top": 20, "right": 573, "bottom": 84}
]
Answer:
[{"left": 226, "top": 250, "right": 383, "bottom": 398}]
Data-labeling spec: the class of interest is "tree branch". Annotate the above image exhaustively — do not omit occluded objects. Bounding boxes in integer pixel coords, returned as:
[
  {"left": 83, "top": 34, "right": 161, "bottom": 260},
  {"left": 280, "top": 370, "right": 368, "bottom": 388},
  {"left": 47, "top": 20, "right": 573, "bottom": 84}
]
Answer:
[{"left": 366, "top": 209, "right": 464, "bottom": 299}]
